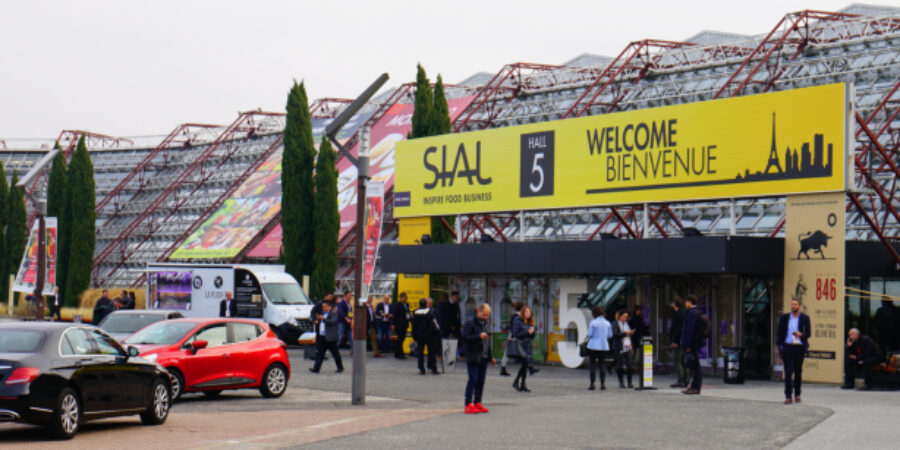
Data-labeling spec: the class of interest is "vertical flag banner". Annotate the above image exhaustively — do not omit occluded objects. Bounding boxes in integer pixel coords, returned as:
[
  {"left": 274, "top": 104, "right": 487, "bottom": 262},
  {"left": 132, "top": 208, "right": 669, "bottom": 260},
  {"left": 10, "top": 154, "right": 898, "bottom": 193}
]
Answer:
[
  {"left": 363, "top": 181, "right": 385, "bottom": 288},
  {"left": 13, "top": 217, "right": 57, "bottom": 295},
  {"left": 783, "top": 192, "right": 846, "bottom": 384}
]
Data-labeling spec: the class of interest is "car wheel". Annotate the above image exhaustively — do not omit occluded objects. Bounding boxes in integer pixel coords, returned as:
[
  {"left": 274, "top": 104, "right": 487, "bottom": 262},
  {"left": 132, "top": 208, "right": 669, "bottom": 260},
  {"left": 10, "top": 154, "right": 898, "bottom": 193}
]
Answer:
[
  {"left": 47, "top": 387, "right": 80, "bottom": 440},
  {"left": 203, "top": 390, "right": 222, "bottom": 398},
  {"left": 140, "top": 377, "right": 170, "bottom": 425},
  {"left": 168, "top": 368, "right": 185, "bottom": 402},
  {"left": 259, "top": 363, "right": 288, "bottom": 398}
]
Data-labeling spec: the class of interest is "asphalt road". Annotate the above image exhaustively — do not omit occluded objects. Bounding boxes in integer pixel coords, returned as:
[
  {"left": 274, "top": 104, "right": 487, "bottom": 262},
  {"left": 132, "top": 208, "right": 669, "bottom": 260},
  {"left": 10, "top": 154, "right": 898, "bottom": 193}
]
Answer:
[{"left": 3, "top": 347, "right": 897, "bottom": 448}]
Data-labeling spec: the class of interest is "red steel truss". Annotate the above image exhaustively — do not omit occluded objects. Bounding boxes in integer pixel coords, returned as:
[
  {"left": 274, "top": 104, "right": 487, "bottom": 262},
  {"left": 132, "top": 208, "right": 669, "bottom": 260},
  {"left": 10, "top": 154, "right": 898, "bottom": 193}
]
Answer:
[
  {"left": 26, "top": 130, "right": 134, "bottom": 228},
  {"left": 95, "top": 123, "right": 221, "bottom": 221},
  {"left": 563, "top": 39, "right": 693, "bottom": 119},
  {"left": 92, "top": 111, "right": 285, "bottom": 286},
  {"left": 309, "top": 98, "right": 354, "bottom": 119}
]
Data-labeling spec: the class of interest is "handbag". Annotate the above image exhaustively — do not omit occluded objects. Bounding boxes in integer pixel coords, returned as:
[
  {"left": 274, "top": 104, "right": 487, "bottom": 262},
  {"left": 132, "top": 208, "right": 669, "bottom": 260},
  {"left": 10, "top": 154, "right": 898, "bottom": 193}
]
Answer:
[
  {"left": 579, "top": 339, "right": 589, "bottom": 357},
  {"left": 682, "top": 350, "right": 698, "bottom": 367},
  {"left": 507, "top": 338, "right": 526, "bottom": 360}
]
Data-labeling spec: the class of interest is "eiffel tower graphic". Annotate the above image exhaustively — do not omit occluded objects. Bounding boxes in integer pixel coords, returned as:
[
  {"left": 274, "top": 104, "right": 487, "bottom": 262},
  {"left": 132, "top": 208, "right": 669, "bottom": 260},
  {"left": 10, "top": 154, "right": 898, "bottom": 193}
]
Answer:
[{"left": 764, "top": 113, "right": 782, "bottom": 174}]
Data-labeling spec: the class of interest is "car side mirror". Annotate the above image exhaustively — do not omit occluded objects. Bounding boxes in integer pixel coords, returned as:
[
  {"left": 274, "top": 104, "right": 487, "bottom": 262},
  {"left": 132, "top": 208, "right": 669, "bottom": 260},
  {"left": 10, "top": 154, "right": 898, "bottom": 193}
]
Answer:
[
  {"left": 127, "top": 346, "right": 140, "bottom": 357},
  {"left": 190, "top": 340, "right": 208, "bottom": 354}
]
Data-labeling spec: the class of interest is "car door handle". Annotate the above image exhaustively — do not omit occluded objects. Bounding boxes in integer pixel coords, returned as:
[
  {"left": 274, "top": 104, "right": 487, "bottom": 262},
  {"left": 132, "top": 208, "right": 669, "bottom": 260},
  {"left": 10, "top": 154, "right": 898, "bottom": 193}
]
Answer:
[
  {"left": 221, "top": 354, "right": 230, "bottom": 359},
  {"left": 74, "top": 361, "right": 83, "bottom": 368}
]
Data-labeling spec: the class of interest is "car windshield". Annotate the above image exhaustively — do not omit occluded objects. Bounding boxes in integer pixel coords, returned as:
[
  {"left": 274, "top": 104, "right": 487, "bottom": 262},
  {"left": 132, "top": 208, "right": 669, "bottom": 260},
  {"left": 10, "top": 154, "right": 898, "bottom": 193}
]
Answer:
[
  {"left": 262, "top": 283, "right": 311, "bottom": 305},
  {"left": 124, "top": 321, "right": 197, "bottom": 346},
  {"left": 99, "top": 313, "right": 168, "bottom": 334},
  {"left": 0, "top": 330, "right": 45, "bottom": 353}
]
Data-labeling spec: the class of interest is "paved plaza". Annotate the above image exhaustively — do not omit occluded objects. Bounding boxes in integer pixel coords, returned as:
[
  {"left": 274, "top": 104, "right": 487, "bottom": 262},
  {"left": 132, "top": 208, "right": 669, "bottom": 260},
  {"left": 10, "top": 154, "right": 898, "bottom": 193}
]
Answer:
[{"left": 1, "top": 348, "right": 897, "bottom": 449}]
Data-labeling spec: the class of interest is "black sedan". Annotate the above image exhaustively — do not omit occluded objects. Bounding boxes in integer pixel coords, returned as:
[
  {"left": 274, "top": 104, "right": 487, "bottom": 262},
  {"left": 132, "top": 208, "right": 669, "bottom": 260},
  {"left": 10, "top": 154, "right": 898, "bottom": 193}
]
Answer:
[{"left": 0, "top": 322, "right": 171, "bottom": 439}]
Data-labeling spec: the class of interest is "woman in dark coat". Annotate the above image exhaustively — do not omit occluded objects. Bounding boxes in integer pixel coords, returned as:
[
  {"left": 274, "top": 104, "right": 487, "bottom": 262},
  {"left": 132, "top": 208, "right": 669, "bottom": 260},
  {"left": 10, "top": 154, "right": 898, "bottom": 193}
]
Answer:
[{"left": 510, "top": 306, "right": 536, "bottom": 392}]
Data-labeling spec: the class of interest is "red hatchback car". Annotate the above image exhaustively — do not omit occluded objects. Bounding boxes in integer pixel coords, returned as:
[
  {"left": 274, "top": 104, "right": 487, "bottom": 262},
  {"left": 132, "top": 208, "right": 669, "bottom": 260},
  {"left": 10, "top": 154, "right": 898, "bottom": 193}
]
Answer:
[{"left": 124, "top": 318, "right": 290, "bottom": 401}]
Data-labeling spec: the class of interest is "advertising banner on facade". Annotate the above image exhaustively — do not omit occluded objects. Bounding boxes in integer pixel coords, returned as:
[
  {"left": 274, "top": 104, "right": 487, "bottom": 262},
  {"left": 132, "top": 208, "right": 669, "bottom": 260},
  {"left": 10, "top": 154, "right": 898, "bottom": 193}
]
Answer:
[
  {"left": 363, "top": 181, "right": 385, "bottom": 288},
  {"left": 396, "top": 216, "right": 431, "bottom": 305},
  {"left": 394, "top": 83, "right": 851, "bottom": 217},
  {"left": 246, "top": 224, "right": 282, "bottom": 259},
  {"left": 337, "top": 96, "right": 475, "bottom": 239},
  {"left": 13, "top": 217, "right": 57, "bottom": 295},
  {"left": 783, "top": 192, "right": 846, "bottom": 384}
]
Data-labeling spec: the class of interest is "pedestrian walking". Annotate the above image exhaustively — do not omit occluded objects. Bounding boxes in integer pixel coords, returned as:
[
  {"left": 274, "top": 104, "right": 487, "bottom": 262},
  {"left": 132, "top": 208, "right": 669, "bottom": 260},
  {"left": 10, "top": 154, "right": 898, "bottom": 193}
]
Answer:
[
  {"left": 681, "top": 295, "right": 707, "bottom": 395},
  {"left": 337, "top": 292, "right": 353, "bottom": 349},
  {"left": 310, "top": 299, "right": 344, "bottom": 373},
  {"left": 586, "top": 306, "right": 612, "bottom": 391},
  {"left": 391, "top": 293, "right": 411, "bottom": 359},
  {"left": 843, "top": 328, "right": 883, "bottom": 390},
  {"left": 510, "top": 306, "right": 536, "bottom": 392},
  {"left": 375, "top": 294, "right": 393, "bottom": 355},
  {"left": 413, "top": 298, "right": 441, "bottom": 375},
  {"left": 499, "top": 302, "right": 524, "bottom": 377},
  {"left": 612, "top": 310, "right": 635, "bottom": 388},
  {"left": 669, "top": 297, "right": 689, "bottom": 388},
  {"left": 463, "top": 303, "right": 495, "bottom": 414},
  {"left": 777, "top": 298, "right": 811, "bottom": 404}
]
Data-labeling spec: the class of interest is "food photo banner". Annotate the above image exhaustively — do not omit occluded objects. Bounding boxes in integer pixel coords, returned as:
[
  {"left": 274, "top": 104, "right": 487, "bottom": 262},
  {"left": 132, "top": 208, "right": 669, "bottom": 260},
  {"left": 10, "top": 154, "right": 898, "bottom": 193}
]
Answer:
[{"left": 394, "top": 83, "right": 851, "bottom": 217}]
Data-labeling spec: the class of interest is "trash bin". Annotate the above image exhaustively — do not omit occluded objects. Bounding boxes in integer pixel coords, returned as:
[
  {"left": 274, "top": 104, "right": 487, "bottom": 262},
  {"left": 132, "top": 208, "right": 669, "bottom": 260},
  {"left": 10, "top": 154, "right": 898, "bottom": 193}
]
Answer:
[{"left": 722, "top": 347, "right": 746, "bottom": 384}]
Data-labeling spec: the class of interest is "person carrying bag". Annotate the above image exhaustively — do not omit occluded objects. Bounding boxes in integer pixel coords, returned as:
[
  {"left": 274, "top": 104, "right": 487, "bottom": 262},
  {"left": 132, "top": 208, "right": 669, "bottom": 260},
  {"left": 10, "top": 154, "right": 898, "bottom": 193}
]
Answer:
[{"left": 510, "top": 306, "right": 536, "bottom": 392}]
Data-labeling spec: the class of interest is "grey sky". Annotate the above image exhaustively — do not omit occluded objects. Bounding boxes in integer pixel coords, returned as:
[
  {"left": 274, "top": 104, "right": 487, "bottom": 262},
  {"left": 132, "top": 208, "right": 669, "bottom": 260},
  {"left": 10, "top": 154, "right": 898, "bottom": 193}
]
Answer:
[{"left": 0, "top": 0, "right": 870, "bottom": 139}]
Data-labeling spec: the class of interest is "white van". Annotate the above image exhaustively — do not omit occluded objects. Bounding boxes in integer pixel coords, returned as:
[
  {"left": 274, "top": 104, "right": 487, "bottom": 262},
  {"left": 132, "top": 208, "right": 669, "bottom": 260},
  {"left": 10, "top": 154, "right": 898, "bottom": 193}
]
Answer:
[{"left": 144, "top": 263, "right": 315, "bottom": 343}]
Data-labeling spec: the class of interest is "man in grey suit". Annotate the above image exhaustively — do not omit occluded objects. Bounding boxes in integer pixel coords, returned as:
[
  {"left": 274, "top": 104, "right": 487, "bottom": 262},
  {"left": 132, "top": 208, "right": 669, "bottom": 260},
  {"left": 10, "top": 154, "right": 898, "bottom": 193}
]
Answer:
[{"left": 310, "top": 300, "right": 344, "bottom": 373}]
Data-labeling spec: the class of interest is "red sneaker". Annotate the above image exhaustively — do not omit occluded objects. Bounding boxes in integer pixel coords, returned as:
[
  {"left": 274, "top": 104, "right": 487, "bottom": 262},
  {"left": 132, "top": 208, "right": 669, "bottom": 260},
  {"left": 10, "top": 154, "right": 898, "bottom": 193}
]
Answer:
[
  {"left": 464, "top": 403, "right": 479, "bottom": 414},
  {"left": 474, "top": 403, "right": 489, "bottom": 413}
]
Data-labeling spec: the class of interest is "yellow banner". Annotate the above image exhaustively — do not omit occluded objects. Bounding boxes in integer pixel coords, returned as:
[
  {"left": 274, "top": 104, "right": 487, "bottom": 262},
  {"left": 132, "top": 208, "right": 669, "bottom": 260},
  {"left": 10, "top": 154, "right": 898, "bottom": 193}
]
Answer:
[
  {"left": 783, "top": 192, "right": 845, "bottom": 384},
  {"left": 395, "top": 83, "right": 849, "bottom": 217},
  {"left": 397, "top": 217, "right": 430, "bottom": 353}
]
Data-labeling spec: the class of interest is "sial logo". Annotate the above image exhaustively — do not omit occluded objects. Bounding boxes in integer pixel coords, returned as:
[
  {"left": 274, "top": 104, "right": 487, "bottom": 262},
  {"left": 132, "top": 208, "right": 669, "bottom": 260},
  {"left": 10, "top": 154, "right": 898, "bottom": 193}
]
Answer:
[
  {"left": 423, "top": 142, "right": 492, "bottom": 189},
  {"left": 192, "top": 276, "right": 203, "bottom": 289}
]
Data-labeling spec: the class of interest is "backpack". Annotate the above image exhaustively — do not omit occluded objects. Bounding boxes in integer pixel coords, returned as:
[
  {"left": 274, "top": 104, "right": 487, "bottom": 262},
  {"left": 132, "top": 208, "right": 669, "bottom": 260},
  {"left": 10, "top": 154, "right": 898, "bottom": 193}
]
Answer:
[{"left": 695, "top": 313, "right": 710, "bottom": 344}]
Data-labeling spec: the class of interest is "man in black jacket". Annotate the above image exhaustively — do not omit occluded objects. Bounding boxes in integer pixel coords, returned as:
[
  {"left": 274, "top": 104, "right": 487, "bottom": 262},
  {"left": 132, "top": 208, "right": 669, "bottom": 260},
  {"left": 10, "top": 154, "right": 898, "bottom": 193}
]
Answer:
[
  {"left": 391, "top": 293, "right": 411, "bottom": 359},
  {"left": 462, "top": 303, "right": 494, "bottom": 414},
  {"left": 93, "top": 290, "right": 115, "bottom": 325},
  {"left": 437, "top": 292, "right": 462, "bottom": 340},
  {"left": 669, "top": 297, "right": 688, "bottom": 388},
  {"left": 374, "top": 294, "right": 393, "bottom": 355},
  {"left": 680, "top": 295, "right": 706, "bottom": 395},
  {"left": 412, "top": 298, "right": 440, "bottom": 375},
  {"left": 776, "top": 298, "right": 811, "bottom": 404},
  {"left": 49, "top": 286, "right": 62, "bottom": 321},
  {"left": 629, "top": 305, "right": 650, "bottom": 378},
  {"left": 310, "top": 300, "right": 344, "bottom": 373},
  {"left": 843, "top": 328, "right": 883, "bottom": 390}
]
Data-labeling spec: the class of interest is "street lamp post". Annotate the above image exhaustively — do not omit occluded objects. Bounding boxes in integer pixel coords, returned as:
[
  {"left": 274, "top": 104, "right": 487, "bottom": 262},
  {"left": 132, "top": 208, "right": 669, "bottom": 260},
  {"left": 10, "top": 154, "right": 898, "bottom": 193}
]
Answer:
[{"left": 324, "top": 73, "right": 389, "bottom": 406}]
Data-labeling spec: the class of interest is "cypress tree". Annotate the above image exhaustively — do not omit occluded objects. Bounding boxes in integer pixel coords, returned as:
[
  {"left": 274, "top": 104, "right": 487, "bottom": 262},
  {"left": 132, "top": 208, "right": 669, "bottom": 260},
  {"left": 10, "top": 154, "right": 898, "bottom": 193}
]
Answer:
[
  {"left": 282, "top": 81, "right": 316, "bottom": 283},
  {"left": 47, "top": 141, "right": 67, "bottom": 220},
  {"left": 63, "top": 135, "right": 95, "bottom": 306},
  {"left": 311, "top": 136, "right": 339, "bottom": 299},
  {"left": 6, "top": 171, "right": 27, "bottom": 289},
  {"left": 57, "top": 145, "right": 76, "bottom": 304},
  {"left": 430, "top": 75, "right": 455, "bottom": 244},
  {"left": 0, "top": 162, "right": 7, "bottom": 298},
  {"left": 411, "top": 64, "right": 434, "bottom": 139}
]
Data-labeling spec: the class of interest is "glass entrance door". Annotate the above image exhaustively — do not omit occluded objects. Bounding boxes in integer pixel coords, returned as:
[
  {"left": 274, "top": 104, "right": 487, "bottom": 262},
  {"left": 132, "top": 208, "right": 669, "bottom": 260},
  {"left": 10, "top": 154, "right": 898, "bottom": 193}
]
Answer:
[{"left": 741, "top": 277, "right": 774, "bottom": 379}]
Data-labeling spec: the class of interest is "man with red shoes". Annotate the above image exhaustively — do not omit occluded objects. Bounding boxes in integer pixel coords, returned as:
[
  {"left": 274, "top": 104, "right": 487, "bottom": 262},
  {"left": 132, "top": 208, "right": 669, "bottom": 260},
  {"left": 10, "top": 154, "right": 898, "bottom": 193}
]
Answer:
[{"left": 463, "top": 303, "right": 495, "bottom": 414}]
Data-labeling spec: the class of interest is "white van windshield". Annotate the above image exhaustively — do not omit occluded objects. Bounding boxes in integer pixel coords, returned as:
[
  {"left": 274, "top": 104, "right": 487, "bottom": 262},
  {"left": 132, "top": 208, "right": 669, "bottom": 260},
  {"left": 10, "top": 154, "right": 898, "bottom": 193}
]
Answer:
[{"left": 262, "top": 283, "right": 311, "bottom": 305}]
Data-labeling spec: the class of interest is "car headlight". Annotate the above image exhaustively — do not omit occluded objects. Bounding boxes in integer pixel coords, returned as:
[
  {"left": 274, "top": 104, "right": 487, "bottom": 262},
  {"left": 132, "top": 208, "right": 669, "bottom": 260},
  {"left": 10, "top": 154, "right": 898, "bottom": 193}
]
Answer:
[{"left": 144, "top": 353, "right": 158, "bottom": 363}]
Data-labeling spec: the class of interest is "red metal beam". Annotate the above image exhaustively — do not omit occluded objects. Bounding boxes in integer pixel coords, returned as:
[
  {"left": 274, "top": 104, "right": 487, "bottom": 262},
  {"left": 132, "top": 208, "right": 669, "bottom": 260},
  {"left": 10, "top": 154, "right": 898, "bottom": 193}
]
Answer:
[
  {"left": 309, "top": 98, "right": 354, "bottom": 119},
  {"left": 95, "top": 123, "right": 221, "bottom": 220},
  {"left": 848, "top": 193, "right": 900, "bottom": 263},
  {"left": 92, "top": 111, "right": 284, "bottom": 286},
  {"left": 564, "top": 39, "right": 693, "bottom": 119}
]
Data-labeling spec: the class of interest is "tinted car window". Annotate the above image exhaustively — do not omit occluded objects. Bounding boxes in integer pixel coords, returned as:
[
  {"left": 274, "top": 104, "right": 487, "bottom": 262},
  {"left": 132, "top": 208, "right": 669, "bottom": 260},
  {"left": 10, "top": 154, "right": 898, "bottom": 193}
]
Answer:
[
  {"left": 125, "top": 321, "right": 197, "bottom": 346},
  {"left": 99, "top": 313, "right": 168, "bottom": 334},
  {"left": 231, "top": 323, "right": 262, "bottom": 343},
  {"left": 0, "top": 330, "right": 45, "bottom": 353},
  {"left": 192, "top": 323, "right": 227, "bottom": 348},
  {"left": 62, "top": 329, "right": 93, "bottom": 356},
  {"left": 90, "top": 329, "right": 125, "bottom": 356}
]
